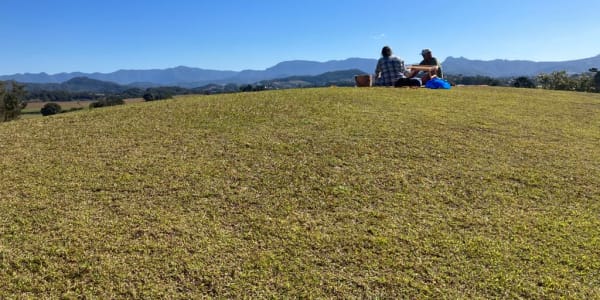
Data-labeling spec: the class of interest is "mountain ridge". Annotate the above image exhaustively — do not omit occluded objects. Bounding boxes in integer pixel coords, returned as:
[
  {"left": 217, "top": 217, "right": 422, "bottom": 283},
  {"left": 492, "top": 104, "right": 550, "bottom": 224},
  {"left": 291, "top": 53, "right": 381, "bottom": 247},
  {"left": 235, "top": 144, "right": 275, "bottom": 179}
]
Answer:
[
  {"left": 2, "top": 55, "right": 599, "bottom": 86},
  {"left": 443, "top": 54, "right": 600, "bottom": 77},
  {"left": 18, "top": 69, "right": 370, "bottom": 98}
]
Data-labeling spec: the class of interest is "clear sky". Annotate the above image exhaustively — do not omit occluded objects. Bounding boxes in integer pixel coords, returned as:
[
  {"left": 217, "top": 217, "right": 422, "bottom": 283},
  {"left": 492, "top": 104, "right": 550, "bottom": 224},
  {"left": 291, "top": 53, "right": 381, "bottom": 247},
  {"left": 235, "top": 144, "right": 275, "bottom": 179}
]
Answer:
[{"left": 1, "top": 0, "right": 599, "bottom": 74}]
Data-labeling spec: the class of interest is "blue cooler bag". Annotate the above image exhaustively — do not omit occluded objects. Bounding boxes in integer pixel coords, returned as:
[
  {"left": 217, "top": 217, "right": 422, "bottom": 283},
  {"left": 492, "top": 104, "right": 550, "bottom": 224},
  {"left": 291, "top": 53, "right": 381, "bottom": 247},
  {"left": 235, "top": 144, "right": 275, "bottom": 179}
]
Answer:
[{"left": 425, "top": 77, "right": 451, "bottom": 89}]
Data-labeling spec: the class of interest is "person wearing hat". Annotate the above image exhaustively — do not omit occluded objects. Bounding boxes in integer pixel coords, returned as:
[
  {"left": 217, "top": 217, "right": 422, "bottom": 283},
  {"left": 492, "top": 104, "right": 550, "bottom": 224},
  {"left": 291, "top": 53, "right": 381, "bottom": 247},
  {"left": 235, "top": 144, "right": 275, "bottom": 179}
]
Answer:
[
  {"left": 408, "top": 49, "right": 443, "bottom": 84},
  {"left": 374, "top": 46, "right": 406, "bottom": 86}
]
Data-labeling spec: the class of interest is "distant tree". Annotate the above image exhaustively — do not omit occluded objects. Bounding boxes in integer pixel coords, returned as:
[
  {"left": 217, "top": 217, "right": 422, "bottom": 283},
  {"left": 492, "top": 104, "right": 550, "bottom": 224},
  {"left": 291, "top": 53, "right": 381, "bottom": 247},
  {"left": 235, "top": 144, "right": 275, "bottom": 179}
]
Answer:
[
  {"left": 537, "top": 71, "right": 575, "bottom": 90},
  {"left": 538, "top": 71, "right": 595, "bottom": 92},
  {"left": 142, "top": 92, "right": 155, "bottom": 101},
  {"left": 25, "top": 90, "right": 99, "bottom": 102},
  {"left": 594, "top": 70, "right": 600, "bottom": 92},
  {"left": 252, "top": 85, "right": 266, "bottom": 92},
  {"left": 240, "top": 84, "right": 254, "bottom": 92},
  {"left": 240, "top": 84, "right": 267, "bottom": 92},
  {"left": 89, "top": 101, "right": 105, "bottom": 108},
  {"left": 513, "top": 76, "right": 536, "bottom": 88},
  {"left": 536, "top": 73, "right": 552, "bottom": 89},
  {"left": 574, "top": 73, "right": 595, "bottom": 92},
  {"left": 224, "top": 83, "right": 239, "bottom": 93},
  {"left": 40, "top": 102, "right": 62, "bottom": 116},
  {"left": 121, "top": 88, "right": 144, "bottom": 99},
  {"left": 143, "top": 88, "right": 174, "bottom": 101},
  {"left": 0, "top": 83, "right": 3, "bottom": 119},
  {"left": 0, "top": 81, "right": 27, "bottom": 122},
  {"left": 105, "top": 95, "right": 124, "bottom": 106},
  {"left": 89, "top": 95, "right": 125, "bottom": 108}
]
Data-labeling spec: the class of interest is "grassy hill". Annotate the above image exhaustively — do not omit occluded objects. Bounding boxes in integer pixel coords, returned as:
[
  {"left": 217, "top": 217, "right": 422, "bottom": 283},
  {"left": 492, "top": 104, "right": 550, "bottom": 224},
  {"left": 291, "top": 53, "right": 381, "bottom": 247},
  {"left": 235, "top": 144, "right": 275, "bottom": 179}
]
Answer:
[{"left": 1, "top": 87, "right": 599, "bottom": 298}]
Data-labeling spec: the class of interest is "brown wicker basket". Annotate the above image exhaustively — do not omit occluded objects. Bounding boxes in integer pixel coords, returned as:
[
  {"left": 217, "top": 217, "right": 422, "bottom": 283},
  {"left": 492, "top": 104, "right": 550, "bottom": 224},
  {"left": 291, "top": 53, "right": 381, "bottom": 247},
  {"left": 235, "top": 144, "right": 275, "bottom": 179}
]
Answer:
[{"left": 354, "top": 75, "right": 372, "bottom": 87}]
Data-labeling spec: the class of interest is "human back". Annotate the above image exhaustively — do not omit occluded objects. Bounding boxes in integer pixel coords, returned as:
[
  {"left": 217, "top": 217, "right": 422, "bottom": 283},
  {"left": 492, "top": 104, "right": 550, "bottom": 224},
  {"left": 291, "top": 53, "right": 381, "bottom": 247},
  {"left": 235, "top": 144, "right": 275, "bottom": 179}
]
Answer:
[{"left": 375, "top": 46, "right": 406, "bottom": 86}]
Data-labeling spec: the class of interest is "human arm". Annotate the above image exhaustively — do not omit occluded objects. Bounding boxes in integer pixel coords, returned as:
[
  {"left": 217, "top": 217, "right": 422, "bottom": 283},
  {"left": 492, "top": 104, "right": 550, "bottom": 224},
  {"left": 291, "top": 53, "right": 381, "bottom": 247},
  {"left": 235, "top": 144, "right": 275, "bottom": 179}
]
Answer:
[
  {"left": 400, "top": 59, "right": 406, "bottom": 75},
  {"left": 434, "top": 58, "right": 443, "bottom": 77},
  {"left": 375, "top": 59, "right": 383, "bottom": 78}
]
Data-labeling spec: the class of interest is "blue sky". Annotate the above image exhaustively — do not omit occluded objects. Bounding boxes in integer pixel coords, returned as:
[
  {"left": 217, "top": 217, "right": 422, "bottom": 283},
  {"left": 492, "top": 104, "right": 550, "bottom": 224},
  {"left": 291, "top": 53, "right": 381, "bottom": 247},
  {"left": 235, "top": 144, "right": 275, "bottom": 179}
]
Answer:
[{"left": 1, "top": 0, "right": 599, "bottom": 74}]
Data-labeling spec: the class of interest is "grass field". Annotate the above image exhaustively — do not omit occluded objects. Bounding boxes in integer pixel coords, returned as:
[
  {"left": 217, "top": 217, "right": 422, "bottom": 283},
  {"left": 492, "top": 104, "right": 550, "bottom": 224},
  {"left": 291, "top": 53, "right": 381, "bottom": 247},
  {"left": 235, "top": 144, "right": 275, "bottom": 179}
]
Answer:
[
  {"left": 21, "top": 98, "right": 144, "bottom": 119},
  {"left": 1, "top": 87, "right": 599, "bottom": 298}
]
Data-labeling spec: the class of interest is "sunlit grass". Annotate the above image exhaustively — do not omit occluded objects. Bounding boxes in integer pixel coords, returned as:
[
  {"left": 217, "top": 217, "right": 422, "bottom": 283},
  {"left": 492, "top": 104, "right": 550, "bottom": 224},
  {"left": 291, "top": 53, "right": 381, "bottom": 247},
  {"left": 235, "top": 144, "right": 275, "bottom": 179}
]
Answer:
[{"left": 1, "top": 87, "right": 599, "bottom": 298}]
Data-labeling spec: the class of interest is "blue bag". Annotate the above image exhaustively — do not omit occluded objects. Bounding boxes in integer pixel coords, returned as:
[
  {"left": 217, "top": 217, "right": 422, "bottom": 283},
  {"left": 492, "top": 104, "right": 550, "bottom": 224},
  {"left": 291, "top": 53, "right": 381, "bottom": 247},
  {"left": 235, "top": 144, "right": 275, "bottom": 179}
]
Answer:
[{"left": 425, "top": 77, "right": 451, "bottom": 89}]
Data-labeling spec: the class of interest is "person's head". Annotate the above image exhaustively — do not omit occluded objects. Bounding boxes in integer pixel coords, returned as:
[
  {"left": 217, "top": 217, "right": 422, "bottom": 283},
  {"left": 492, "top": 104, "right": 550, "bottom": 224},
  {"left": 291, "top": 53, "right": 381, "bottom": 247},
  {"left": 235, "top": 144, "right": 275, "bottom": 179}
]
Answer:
[
  {"left": 381, "top": 46, "right": 392, "bottom": 58},
  {"left": 421, "top": 49, "right": 432, "bottom": 59}
]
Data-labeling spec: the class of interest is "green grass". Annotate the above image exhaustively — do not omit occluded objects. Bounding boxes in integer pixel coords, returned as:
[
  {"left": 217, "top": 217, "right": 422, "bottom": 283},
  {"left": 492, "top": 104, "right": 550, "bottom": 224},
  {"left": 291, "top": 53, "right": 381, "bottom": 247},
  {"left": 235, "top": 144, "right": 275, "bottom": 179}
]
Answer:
[{"left": 1, "top": 87, "right": 599, "bottom": 298}]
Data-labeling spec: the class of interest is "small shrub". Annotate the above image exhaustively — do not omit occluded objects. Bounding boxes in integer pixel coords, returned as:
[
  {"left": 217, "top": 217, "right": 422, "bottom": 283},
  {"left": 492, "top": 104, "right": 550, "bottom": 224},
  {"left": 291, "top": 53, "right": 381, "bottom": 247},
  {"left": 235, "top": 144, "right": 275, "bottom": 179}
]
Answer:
[
  {"left": 143, "top": 90, "right": 173, "bottom": 101},
  {"left": 89, "top": 101, "right": 105, "bottom": 108},
  {"left": 143, "top": 93, "right": 155, "bottom": 101},
  {"left": 40, "top": 102, "right": 62, "bottom": 116},
  {"left": 89, "top": 96, "right": 125, "bottom": 108},
  {"left": 513, "top": 76, "right": 536, "bottom": 88}
]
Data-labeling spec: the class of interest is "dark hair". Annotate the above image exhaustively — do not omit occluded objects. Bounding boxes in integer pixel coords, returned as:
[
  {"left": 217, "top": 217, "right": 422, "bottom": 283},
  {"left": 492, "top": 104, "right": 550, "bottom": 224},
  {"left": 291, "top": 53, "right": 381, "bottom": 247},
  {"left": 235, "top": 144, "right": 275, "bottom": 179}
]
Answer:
[{"left": 381, "top": 46, "right": 392, "bottom": 58}]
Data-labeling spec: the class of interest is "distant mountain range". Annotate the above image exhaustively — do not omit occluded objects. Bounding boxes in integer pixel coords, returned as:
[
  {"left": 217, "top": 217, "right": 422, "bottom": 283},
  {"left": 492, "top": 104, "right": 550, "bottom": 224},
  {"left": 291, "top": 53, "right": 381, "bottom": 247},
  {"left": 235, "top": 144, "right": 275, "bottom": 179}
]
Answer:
[
  {"left": 25, "top": 77, "right": 126, "bottom": 93},
  {"left": 2, "top": 55, "right": 599, "bottom": 87},
  {"left": 443, "top": 55, "right": 600, "bottom": 77},
  {"left": 19, "top": 69, "right": 367, "bottom": 97},
  {"left": 0, "top": 58, "right": 375, "bottom": 88}
]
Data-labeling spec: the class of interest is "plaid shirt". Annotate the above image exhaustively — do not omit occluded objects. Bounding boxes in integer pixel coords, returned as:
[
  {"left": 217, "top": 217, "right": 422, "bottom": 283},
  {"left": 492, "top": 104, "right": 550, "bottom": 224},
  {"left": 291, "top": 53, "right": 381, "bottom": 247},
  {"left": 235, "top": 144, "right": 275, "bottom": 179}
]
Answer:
[{"left": 375, "top": 56, "right": 405, "bottom": 86}]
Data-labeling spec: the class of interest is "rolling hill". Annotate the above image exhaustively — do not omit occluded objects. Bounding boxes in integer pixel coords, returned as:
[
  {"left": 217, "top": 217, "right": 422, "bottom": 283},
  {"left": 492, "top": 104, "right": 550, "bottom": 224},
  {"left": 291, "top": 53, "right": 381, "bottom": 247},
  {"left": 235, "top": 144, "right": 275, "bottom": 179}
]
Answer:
[{"left": 1, "top": 87, "right": 598, "bottom": 298}]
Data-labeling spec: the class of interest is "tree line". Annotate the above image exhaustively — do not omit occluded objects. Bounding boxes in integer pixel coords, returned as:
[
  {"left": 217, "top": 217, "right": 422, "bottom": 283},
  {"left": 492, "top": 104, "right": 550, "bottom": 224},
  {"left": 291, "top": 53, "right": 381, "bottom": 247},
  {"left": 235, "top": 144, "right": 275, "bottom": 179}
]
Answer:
[
  {"left": 535, "top": 69, "right": 599, "bottom": 92},
  {"left": 0, "top": 81, "right": 26, "bottom": 122},
  {"left": 447, "top": 69, "right": 600, "bottom": 92}
]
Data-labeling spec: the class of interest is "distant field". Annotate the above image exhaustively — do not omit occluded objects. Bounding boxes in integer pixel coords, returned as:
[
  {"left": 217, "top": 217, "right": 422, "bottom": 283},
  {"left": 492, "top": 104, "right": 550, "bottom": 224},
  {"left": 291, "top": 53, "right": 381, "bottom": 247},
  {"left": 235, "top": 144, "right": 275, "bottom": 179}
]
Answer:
[
  {"left": 21, "top": 98, "right": 144, "bottom": 118},
  {"left": 1, "top": 87, "right": 599, "bottom": 298}
]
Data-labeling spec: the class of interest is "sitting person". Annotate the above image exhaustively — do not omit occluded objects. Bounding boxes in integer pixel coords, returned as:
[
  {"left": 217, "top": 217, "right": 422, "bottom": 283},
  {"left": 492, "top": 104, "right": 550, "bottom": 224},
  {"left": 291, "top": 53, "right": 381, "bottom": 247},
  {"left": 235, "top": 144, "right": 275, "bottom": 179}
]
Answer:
[
  {"left": 407, "top": 49, "right": 443, "bottom": 84},
  {"left": 374, "top": 46, "right": 406, "bottom": 86}
]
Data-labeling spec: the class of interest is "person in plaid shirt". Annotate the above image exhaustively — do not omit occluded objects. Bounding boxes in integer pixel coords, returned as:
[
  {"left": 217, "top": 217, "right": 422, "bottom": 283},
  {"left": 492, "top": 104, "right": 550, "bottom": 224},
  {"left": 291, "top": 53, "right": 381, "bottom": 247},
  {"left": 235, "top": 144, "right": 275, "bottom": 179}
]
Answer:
[{"left": 374, "top": 46, "right": 406, "bottom": 86}]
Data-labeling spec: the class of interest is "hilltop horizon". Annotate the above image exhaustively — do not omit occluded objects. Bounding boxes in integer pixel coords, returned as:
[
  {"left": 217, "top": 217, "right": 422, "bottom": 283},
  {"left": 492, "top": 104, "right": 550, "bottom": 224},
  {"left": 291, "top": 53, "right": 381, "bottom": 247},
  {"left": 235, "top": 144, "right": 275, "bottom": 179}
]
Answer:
[
  {"left": 2, "top": 54, "right": 599, "bottom": 87},
  {"left": 3, "top": 54, "right": 600, "bottom": 76}
]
